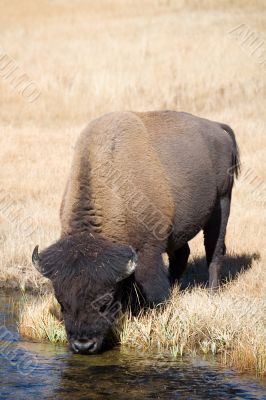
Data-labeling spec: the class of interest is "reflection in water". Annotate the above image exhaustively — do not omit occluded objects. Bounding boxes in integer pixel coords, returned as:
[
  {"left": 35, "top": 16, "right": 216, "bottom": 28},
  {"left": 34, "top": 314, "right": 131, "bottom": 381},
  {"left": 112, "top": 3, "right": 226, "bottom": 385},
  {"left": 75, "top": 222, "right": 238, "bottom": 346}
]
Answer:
[{"left": 0, "top": 292, "right": 266, "bottom": 400}]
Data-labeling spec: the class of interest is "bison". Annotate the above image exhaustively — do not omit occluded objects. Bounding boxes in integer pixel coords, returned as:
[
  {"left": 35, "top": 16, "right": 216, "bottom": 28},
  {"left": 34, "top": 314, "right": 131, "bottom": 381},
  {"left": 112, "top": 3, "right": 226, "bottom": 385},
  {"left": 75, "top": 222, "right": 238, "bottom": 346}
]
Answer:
[{"left": 32, "top": 110, "right": 240, "bottom": 354}]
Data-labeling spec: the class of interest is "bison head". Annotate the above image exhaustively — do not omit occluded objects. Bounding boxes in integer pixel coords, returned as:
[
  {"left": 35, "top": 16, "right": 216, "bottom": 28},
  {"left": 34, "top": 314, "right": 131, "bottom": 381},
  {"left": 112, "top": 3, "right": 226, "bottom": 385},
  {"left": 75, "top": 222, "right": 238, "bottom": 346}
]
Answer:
[{"left": 32, "top": 233, "right": 137, "bottom": 354}]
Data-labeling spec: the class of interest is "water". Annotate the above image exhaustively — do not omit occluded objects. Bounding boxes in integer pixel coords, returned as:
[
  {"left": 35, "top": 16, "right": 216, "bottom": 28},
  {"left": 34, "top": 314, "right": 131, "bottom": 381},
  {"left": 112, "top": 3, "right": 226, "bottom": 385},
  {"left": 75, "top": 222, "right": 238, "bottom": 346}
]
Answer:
[{"left": 0, "top": 293, "right": 265, "bottom": 400}]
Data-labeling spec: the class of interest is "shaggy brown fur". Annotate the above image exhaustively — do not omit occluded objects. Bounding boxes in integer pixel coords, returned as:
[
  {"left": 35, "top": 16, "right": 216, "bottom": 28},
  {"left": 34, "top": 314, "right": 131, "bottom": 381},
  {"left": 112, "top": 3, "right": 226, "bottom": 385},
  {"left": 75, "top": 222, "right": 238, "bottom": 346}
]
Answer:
[{"left": 33, "top": 110, "right": 240, "bottom": 354}]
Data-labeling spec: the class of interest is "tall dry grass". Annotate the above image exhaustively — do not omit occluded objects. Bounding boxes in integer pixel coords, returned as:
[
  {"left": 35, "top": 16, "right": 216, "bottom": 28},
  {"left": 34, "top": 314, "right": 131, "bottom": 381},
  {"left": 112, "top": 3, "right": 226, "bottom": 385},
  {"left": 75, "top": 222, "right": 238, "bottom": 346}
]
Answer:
[
  {"left": 0, "top": 0, "right": 265, "bottom": 375},
  {"left": 120, "top": 262, "right": 266, "bottom": 376},
  {"left": 19, "top": 294, "right": 67, "bottom": 343},
  {"left": 18, "top": 261, "right": 266, "bottom": 375}
]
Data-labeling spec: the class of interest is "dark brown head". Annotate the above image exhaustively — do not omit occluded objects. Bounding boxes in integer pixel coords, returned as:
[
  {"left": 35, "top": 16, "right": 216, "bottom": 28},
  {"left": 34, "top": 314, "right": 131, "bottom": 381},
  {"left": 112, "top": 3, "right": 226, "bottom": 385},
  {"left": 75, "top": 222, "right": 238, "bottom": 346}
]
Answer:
[{"left": 32, "top": 233, "right": 137, "bottom": 354}]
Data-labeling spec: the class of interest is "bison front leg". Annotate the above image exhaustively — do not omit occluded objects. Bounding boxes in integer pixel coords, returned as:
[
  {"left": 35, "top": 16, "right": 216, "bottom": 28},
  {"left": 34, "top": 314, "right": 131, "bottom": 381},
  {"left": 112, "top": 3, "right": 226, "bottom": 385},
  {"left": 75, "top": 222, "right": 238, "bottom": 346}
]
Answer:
[
  {"left": 168, "top": 243, "right": 190, "bottom": 286},
  {"left": 134, "top": 247, "right": 170, "bottom": 306}
]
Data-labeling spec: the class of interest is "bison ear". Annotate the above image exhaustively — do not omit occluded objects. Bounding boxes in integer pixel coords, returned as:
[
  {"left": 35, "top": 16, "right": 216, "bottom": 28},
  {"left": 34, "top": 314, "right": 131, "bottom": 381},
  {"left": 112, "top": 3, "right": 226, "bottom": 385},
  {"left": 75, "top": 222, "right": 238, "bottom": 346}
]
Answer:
[{"left": 116, "top": 246, "right": 138, "bottom": 283}]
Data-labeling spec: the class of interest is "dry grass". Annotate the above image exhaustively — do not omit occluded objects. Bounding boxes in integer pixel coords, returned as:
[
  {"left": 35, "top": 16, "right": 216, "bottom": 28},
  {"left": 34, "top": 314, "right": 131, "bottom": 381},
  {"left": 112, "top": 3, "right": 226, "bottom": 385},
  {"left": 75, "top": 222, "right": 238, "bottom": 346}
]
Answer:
[
  {"left": 18, "top": 260, "right": 266, "bottom": 375},
  {"left": 18, "top": 294, "right": 67, "bottom": 343},
  {"left": 120, "top": 263, "right": 266, "bottom": 376},
  {"left": 1, "top": 0, "right": 265, "bottom": 375}
]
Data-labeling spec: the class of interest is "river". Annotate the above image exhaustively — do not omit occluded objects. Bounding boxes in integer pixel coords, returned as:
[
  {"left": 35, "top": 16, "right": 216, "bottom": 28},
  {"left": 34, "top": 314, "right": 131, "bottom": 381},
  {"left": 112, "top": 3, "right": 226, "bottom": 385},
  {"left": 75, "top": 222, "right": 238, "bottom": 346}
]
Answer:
[{"left": 0, "top": 292, "right": 265, "bottom": 399}]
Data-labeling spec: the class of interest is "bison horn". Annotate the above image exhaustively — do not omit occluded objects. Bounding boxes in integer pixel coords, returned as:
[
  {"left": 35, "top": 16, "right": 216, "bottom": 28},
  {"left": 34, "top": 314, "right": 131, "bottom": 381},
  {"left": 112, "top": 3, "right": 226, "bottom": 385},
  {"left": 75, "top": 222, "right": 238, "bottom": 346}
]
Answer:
[
  {"left": 32, "top": 245, "right": 41, "bottom": 271},
  {"left": 116, "top": 247, "right": 137, "bottom": 282}
]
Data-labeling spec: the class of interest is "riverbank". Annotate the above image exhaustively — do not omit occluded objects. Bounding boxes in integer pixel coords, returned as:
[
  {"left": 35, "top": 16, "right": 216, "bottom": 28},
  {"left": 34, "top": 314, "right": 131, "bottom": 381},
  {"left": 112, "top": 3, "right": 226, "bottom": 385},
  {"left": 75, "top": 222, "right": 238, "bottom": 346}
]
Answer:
[
  {"left": 18, "top": 252, "right": 266, "bottom": 376},
  {"left": 2, "top": 291, "right": 266, "bottom": 400}
]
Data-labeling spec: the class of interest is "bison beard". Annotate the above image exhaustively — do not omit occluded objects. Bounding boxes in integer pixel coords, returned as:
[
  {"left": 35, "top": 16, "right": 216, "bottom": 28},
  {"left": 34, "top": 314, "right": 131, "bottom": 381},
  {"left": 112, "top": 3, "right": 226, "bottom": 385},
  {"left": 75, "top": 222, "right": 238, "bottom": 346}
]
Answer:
[{"left": 32, "top": 110, "right": 240, "bottom": 354}]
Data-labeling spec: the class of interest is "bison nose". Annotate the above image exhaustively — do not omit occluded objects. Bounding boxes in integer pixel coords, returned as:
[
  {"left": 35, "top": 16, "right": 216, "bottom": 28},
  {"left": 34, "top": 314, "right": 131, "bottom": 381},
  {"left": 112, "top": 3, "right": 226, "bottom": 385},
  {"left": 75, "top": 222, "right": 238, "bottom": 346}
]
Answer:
[{"left": 72, "top": 339, "right": 97, "bottom": 354}]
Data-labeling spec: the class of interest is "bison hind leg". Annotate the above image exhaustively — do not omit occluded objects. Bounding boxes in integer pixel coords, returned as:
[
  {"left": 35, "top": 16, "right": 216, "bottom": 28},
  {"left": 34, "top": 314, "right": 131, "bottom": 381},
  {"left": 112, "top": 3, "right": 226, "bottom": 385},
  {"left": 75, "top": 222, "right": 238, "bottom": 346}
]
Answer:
[{"left": 203, "top": 195, "right": 231, "bottom": 290}]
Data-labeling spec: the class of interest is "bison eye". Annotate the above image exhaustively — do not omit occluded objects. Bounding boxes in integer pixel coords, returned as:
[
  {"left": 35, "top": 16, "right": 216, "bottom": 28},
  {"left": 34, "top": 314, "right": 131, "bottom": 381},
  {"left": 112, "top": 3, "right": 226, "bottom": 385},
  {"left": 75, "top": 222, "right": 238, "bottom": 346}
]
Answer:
[{"left": 99, "top": 303, "right": 109, "bottom": 314}]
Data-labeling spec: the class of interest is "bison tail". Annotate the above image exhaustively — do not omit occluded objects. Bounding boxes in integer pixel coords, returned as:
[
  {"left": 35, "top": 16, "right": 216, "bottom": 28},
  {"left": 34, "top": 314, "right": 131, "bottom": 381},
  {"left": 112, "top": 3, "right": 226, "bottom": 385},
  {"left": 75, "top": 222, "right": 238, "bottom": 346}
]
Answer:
[{"left": 220, "top": 123, "right": 241, "bottom": 181}]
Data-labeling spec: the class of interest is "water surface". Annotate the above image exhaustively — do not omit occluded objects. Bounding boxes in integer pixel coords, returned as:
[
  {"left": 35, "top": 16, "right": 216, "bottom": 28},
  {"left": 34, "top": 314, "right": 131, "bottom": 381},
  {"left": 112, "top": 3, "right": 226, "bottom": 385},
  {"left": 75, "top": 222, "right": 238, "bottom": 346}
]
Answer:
[{"left": 0, "top": 292, "right": 265, "bottom": 400}]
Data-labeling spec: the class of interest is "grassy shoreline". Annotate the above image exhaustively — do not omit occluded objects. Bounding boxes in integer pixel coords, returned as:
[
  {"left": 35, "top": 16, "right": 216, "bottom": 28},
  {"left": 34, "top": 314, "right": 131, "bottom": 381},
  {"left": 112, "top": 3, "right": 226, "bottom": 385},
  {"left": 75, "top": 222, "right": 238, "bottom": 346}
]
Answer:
[{"left": 18, "top": 256, "right": 266, "bottom": 376}]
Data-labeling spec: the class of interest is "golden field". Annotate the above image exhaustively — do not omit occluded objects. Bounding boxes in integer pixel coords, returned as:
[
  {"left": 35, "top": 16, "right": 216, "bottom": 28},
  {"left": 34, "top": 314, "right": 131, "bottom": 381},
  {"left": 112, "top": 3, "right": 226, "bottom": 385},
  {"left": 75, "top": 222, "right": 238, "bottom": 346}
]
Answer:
[{"left": 0, "top": 0, "right": 265, "bottom": 375}]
